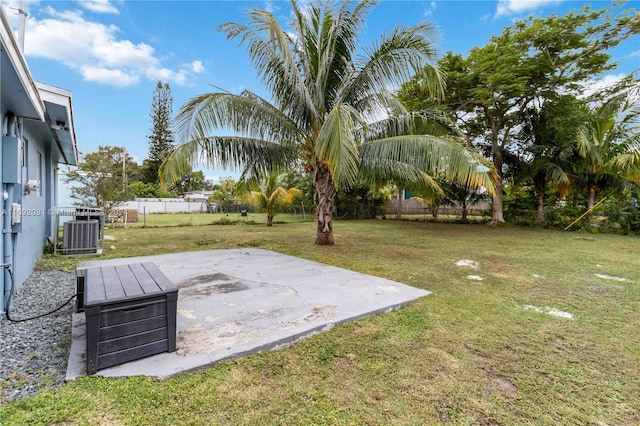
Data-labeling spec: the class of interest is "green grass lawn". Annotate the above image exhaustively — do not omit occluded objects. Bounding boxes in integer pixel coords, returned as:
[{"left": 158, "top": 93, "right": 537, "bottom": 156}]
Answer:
[{"left": 4, "top": 220, "right": 640, "bottom": 425}]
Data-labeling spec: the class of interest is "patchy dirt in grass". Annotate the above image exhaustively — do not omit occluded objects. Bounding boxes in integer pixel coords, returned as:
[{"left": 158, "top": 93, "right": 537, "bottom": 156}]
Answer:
[
  {"left": 467, "top": 275, "right": 484, "bottom": 281},
  {"left": 523, "top": 305, "right": 574, "bottom": 320},
  {"left": 485, "top": 373, "right": 518, "bottom": 398}
]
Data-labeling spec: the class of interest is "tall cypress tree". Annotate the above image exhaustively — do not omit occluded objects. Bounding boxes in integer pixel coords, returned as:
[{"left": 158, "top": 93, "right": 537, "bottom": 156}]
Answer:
[{"left": 143, "top": 81, "right": 174, "bottom": 183}]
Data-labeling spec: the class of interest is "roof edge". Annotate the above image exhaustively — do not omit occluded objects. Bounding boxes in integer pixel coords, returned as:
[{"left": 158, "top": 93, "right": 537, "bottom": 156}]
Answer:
[{"left": 0, "top": 5, "right": 45, "bottom": 121}]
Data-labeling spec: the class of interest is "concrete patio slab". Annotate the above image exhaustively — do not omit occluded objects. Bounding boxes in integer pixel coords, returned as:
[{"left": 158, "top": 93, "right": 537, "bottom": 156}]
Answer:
[{"left": 66, "top": 248, "right": 430, "bottom": 379}]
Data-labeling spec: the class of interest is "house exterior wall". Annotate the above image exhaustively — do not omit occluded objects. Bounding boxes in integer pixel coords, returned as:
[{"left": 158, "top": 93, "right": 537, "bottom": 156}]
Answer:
[
  {"left": 12, "top": 125, "right": 51, "bottom": 287},
  {"left": 1, "top": 6, "right": 77, "bottom": 314}
]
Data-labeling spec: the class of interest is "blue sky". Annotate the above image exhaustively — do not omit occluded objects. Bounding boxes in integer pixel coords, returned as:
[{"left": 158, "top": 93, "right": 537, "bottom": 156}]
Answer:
[{"left": 4, "top": 0, "right": 639, "bottom": 183}]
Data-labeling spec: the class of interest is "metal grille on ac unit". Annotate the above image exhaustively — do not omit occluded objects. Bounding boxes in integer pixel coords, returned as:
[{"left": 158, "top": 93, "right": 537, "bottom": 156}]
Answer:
[{"left": 62, "top": 220, "right": 99, "bottom": 254}]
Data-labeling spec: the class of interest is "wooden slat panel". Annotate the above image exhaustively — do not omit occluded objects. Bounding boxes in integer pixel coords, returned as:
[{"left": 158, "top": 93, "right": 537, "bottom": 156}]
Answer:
[
  {"left": 128, "top": 263, "right": 161, "bottom": 294},
  {"left": 115, "top": 264, "right": 145, "bottom": 298},
  {"left": 98, "top": 296, "right": 166, "bottom": 313},
  {"left": 101, "top": 266, "right": 127, "bottom": 302},
  {"left": 142, "top": 262, "right": 177, "bottom": 293},
  {"left": 85, "top": 267, "right": 106, "bottom": 306},
  {"left": 83, "top": 262, "right": 178, "bottom": 373},
  {"left": 97, "top": 340, "right": 169, "bottom": 370},
  {"left": 98, "top": 328, "right": 168, "bottom": 353},
  {"left": 98, "top": 315, "right": 167, "bottom": 341},
  {"left": 99, "top": 300, "right": 167, "bottom": 327}
]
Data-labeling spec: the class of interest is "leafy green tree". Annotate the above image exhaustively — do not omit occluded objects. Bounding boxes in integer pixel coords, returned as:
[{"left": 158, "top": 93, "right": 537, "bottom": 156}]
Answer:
[
  {"left": 209, "top": 177, "right": 238, "bottom": 213},
  {"left": 520, "top": 95, "right": 586, "bottom": 224},
  {"left": 127, "top": 181, "right": 175, "bottom": 198},
  {"left": 335, "top": 181, "right": 387, "bottom": 219},
  {"left": 404, "top": 3, "right": 636, "bottom": 225},
  {"left": 240, "top": 174, "right": 302, "bottom": 226},
  {"left": 410, "top": 184, "right": 445, "bottom": 219},
  {"left": 442, "top": 181, "right": 489, "bottom": 221},
  {"left": 281, "top": 169, "right": 315, "bottom": 215},
  {"left": 171, "top": 170, "right": 206, "bottom": 195},
  {"left": 65, "top": 145, "right": 138, "bottom": 208},
  {"left": 143, "top": 81, "right": 175, "bottom": 183},
  {"left": 128, "top": 181, "right": 160, "bottom": 198},
  {"left": 161, "top": 0, "right": 494, "bottom": 245}
]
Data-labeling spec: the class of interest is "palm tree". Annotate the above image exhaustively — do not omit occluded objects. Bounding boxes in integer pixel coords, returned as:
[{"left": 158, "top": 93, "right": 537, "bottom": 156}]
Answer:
[
  {"left": 241, "top": 174, "right": 302, "bottom": 226},
  {"left": 161, "top": 0, "right": 494, "bottom": 245},
  {"left": 576, "top": 79, "right": 640, "bottom": 209},
  {"left": 521, "top": 96, "right": 584, "bottom": 224}
]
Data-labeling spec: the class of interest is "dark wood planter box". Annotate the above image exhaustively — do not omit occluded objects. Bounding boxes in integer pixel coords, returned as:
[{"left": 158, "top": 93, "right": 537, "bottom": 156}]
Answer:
[{"left": 77, "top": 262, "right": 178, "bottom": 374}]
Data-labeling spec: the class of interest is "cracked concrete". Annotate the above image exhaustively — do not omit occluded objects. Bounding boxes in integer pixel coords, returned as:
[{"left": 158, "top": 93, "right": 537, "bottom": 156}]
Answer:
[{"left": 66, "top": 248, "right": 430, "bottom": 379}]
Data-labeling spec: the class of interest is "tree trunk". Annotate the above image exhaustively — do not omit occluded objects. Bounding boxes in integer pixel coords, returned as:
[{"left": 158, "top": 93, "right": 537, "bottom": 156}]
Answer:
[
  {"left": 490, "top": 178, "right": 505, "bottom": 225},
  {"left": 489, "top": 136, "right": 505, "bottom": 225},
  {"left": 396, "top": 187, "right": 403, "bottom": 220},
  {"left": 462, "top": 200, "right": 468, "bottom": 220},
  {"left": 536, "top": 190, "right": 545, "bottom": 225},
  {"left": 266, "top": 212, "right": 274, "bottom": 227},
  {"left": 314, "top": 164, "right": 335, "bottom": 245},
  {"left": 588, "top": 186, "right": 597, "bottom": 210},
  {"left": 534, "top": 175, "right": 546, "bottom": 226}
]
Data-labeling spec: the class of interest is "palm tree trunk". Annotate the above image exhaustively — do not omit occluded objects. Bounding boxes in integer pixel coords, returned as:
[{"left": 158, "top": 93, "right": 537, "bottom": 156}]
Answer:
[
  {"left": 536, "top": 191, "right": 545, "bottom": 225},
  {"left": 588, "top": 186, "right": 597, "bottom": 210},
  {"left": 266, "top": 212, "right": 274, "bottom": 227},
  {"left": 534, "top": 175, "right": 546, "bottom": 226},
  {"left": 396, "top": 187, "right": 403, "bottom": 220},
  {"left": 490, "top": 178, "right": 505, "bottom": 225},
  {"left": 489, "top": 122, "right": 505, "bottom": 225},
  {"left": 462, "top": 200, "right": 468, "bottom": 220},
  {"left": 314, "top": 164, "right": 335, "bottom": 245}
]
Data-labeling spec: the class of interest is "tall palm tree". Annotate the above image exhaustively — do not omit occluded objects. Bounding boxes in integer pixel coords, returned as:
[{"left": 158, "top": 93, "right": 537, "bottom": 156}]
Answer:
[
  {"left": 240, "top": 174, "right": 302, "bottom": 226},
  {"left": 161, "top": 0, "right": 494, "bottom": 245},
  {"left": 576, "top": 79, "right": 640, "bottom": 209},
  {"left": 522, "top": 96, "right": 584, "bottom": 224}
]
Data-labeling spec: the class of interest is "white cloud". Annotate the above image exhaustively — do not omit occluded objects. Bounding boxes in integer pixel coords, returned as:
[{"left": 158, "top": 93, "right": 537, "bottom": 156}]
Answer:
[
  {"left": 263, "top": 1, "right": 281, "bottom": 14},
  {"left": 580, "top": 73, "right": 625, "bottom": 99},
  {"left": 191, "top": 60, "right": 205, "bottom": 73},
  {"left": 80, "top": 66, "right": 139, "bottom": 86},
  {"left": 424, "top": 1, "right": 436, "bottom": 18},
  {"left": 496, "top": 0, "right": 561, "bottom": 17},
  {"left": 79, "top": 0, "right": 119, "bottom": 15},
  {"left": 21, "top": 6, "right": 203, "bottom": 87}
]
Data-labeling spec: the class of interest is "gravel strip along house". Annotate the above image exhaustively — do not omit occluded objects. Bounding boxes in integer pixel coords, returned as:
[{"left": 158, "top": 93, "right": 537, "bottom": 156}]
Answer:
[{"left": 0, "top": 6, "right": 79, "bottom": 321}]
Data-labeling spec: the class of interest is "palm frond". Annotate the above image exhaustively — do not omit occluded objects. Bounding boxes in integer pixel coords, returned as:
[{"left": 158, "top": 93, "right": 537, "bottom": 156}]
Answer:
[
  {"left": 218, "top": 10, "right": 318, "bottom": 125},
  {"left": 360, "top": 135, "right": 496, "bottom": 193},
  {"left": 366, "top": 110, "right": 461, "bottom": 140},
  {"left": 174, "top": 91, "right": 303, "bottom": 147},
  {"left": 359, "top": 157, "right": 443, "bottom": 195},
  {"left": 159, "top": 136, "right": 297, "bottom": 186},
  {"left": 315, "top": 103, "right": 362, "bottom": 189},
  {"left": 340, "top": 22, "right": 441, "bottom": 106},
  {"left": 542, "top": 162, "right": 571, "bottom": 187}
]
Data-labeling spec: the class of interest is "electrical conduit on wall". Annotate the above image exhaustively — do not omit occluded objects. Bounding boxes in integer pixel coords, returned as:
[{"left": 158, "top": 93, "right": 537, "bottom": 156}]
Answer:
[{"left": 2, "top": 113, "right": 19, "bottom": 313}]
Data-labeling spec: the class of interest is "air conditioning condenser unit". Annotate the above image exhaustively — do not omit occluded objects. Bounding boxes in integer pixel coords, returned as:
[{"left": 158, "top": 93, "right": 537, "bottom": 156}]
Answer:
[{"left": 63, "top": 220, "right": 99, "bottom": 254}]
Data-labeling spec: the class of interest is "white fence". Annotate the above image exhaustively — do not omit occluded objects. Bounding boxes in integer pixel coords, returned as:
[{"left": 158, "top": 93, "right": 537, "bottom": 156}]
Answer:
[{"left": 120, "top": 199, "right": 206, "bottom": 214}]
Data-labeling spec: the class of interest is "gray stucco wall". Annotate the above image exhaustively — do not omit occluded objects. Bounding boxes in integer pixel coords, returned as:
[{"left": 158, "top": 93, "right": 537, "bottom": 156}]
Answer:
[{"left": 13, "top": 126, "right": 50, "bottom": 288}]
